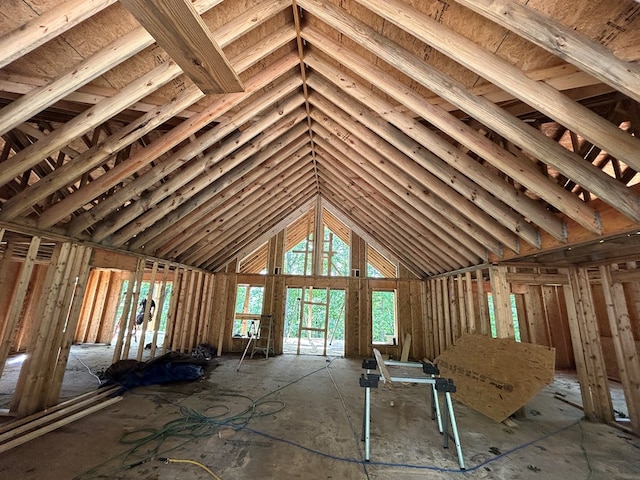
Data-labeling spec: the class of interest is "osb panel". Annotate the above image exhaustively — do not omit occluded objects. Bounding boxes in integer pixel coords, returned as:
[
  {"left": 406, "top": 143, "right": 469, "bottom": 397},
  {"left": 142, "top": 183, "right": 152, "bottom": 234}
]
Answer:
[
  {"left": 435, "top": 334, "right": 555, "bottom": 422},
  {"left": 3, "top": 3, "right": 138, "bottom": 81},
  {"left": 201, "top": 0, "right": 265, "bottom": 32},
  {"left": 441, "top": 1, "right": 561, "bottom": 84},
  {"left": 59, "top": 3, "right": 140, "bottom": 58},
  {"left": 0, "top": 0, "right": 40, "bottom": 36},
  {"left": 223, "top": 8, "right": 292, "bottom": 60},
  {"left": 379, "top": 1, "right": 483, "bottom": 90},
  {"left": 528, "top": 0, "right": 640, "bottom": 50},
  {"left": 4, "top": 36, "right": 84, "bottom": 79}
]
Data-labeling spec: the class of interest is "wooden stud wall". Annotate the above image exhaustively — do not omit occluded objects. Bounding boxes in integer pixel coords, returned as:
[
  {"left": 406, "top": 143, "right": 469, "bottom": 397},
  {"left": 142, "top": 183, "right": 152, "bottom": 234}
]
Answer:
[
  {"left": 565, "top": 266, "right": 614, "bottom": 422},
  {"left": 599, "top": 264, "right": 640, "bottom": 433},
  {"left": 74, "top": 269, "right": 124, "bottom": 344},
  {"left": 10, "top": 241, "right": 93, "bottom": 417},
  {"left": 2, "top": 226, "right": 639, "bottom": 433}
]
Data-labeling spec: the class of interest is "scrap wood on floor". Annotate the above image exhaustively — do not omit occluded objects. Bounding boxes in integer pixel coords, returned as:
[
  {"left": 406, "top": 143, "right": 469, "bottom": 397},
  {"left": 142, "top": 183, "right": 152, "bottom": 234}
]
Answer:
[{"left": 0, "top": 386, "right": 123, "bottom": 454}]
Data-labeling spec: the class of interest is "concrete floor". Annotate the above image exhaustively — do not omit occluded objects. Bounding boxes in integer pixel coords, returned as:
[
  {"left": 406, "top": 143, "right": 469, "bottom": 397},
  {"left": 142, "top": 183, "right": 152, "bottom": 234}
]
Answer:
[{"left": 1, "top": 350, "right": 639, "bottom": 480}]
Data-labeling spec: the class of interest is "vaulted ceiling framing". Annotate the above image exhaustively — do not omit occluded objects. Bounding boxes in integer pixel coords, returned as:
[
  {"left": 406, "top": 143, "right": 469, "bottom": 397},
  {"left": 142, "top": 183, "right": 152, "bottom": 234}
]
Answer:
[{"left": 0, "top": 0, "right": 639, "bottom": 277}]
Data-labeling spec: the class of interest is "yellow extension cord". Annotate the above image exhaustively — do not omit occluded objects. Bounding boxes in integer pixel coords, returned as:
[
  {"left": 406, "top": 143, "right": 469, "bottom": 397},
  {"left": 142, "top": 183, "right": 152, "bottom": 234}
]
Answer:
[{"left": 161, "top": 458, "right": 223, "bottom": 480}]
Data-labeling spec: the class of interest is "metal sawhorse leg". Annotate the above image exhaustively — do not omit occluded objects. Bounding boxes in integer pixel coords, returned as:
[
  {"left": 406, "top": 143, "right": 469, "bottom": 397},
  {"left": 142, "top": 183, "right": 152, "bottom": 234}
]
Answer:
[{"left": 360, "top": 353, "right": 465, "bottom": 470}]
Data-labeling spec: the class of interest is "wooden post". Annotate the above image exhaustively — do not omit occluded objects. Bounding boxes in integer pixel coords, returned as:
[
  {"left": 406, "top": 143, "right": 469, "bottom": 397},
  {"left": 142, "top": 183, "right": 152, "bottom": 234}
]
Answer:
[
  {"left": 435, "top": 278, "right": 445, "bottom": 355},
  {"left": 489, "top": 264, "right": 515, "bottom": 339},
  {"left": 542, "top": 285, "right": 572, "bottom": 367},
  {"left": 136, "top": 261, "right": 158, "bottom": 361},
  {"left": 346, "top": 276, "right": 360, "bottom": 357},
  {"left": 176, "top": 269, "right": 193, "bottom": 353},
  {"left": 477, "top": 270, "right": 490, "bottom": 336},
  {"left": 360, "top": 278, "right": 370, "bottom": 357},
  {"left": 213, "top": 273, "right": 229, "bottom": 355},
  {"left": 223, "top": 269, "right": 238, "bottom": 353},
  {"left": 524, "top": 285, "right": 548, "bottom": 346},
  {"left": 397, "top": 279, "right": 411, "bottom": 356},
  {"left": 187, "top": 270, "right": 204, "bottom": 352},
  {"left": 150, "top": 263, "right": 169, "bottom": 358},
  {"left": 448, "top": 276, "right": 458, "bottom": 343},
  {"left": 565, "top": 267, "right": 614, "bottom": 422},
  {"left": 121, "top": 259, "right": 144, "bottom": 360},
  {"left": 0, "top": 236, "right": 41, "bottom": 380},
  {"left": 74, "top": 269, "right": 100, "bottom": 343},
  {"left": 457, "top": 274, "right": 467, "bottom": 337},
  {"left": 410, "top": 280, "right": 425, "bottom": 361},
  {"left": 600, "top": 264, "right": 640, "bottom": 434},
  {"left": 98, "top": 271, "right": 125, "bottom": 343},
  {"left": 423, "top": 280, "right": 434, "bottom": 360},
  {"left": 112, "top": 268, "right": 134, "bottom": 363},
  {"left": 46, "top": 245, "right": 93, "bottom": 407},
  {"left": 14, "top": 242, "right": 72, "bottom": 416},
  {"left": 39, "top": 244, "right": 84, "bottom": 407},
  {"left": 197, "top": 272, "right": 212, "bottom": 347},
  {"left": 465, "top": 271, "right": 476, "bottom": 335},
  {"left": 86, "top": 270, "right": 110, "bottom": 343},
  {"left": 162, "top": 266, "right": 181, "bottom": 355}
]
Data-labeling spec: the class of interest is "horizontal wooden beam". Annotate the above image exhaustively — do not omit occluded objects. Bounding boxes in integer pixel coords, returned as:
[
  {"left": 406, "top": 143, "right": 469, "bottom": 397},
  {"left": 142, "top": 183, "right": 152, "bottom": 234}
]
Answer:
[{"left": 119, "top": 0, "right": 243, "bottom": 94}]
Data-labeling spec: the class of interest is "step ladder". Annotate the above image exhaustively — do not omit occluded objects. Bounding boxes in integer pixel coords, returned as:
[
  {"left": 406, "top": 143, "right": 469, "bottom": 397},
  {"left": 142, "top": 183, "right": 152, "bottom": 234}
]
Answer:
[{"left": 250, "top": 314, "right": 274, "bottom": 359}]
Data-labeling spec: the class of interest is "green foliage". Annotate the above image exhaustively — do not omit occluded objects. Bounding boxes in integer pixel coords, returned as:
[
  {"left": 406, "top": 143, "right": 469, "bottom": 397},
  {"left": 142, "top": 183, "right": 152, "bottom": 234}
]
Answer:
[
  {"left": 235, "top": 285, "right": 264, "bottom": 314},
  {"left": 371, "top": 290, "right": 396, "bottom": 343},
  {"left": 367, "top": 263, "right": 383, "bottom": 278},
  {"left": 322, "top": 227, "right": 349, "bottom": 276},
  {"left": 284, "top": 288, "right": 345, "bottom": 340},
  {"left": 284, "top": 238, "right": 313, "bottom": 275}
]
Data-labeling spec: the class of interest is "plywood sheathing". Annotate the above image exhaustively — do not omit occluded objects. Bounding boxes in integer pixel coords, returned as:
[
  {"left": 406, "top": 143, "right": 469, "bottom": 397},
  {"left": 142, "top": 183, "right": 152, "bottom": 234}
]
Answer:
[{"left": 435, "top": 334, "right": 555, "bottom": 423}]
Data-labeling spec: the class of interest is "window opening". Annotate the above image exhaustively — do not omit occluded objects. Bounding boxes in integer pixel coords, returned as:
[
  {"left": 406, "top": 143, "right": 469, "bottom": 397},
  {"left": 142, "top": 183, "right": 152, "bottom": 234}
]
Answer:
[
  {"left": 283, "top": 287, "right": 345, "bottom": 356},
  {"left": 321, "top": 226, "right": 349, "bottom": 276},
  {"left": 372, "top": 289, "right": 397, "bottom": 344},
  {"left": 233, "top": 284, "right": 265, "bottom": 338}
]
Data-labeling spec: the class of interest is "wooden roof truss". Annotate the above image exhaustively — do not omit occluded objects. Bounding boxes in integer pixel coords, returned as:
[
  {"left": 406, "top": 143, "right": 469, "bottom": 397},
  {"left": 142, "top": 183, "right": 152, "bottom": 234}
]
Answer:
[{"left": 0, "top": 0, "right": 639, "bottom": 277}]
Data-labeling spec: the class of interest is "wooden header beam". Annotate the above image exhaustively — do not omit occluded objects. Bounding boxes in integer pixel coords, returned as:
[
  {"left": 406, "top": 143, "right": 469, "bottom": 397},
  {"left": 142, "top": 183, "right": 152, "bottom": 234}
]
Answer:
[{"left": 120, "top": 0, "right": 243, "bottom": 94}]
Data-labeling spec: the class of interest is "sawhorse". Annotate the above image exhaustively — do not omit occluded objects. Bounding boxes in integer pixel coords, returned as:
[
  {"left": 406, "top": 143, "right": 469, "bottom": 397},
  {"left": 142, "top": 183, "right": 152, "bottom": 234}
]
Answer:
[{"left": 359, "top": 350, "right": 465, "bottom": 470}]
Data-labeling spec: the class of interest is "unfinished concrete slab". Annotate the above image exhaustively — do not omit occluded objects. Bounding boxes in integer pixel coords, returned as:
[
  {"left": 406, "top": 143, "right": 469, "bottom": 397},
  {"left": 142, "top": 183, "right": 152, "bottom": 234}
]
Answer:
[{"left": 1, "top": 355, "right": 638, "bottom": 480}]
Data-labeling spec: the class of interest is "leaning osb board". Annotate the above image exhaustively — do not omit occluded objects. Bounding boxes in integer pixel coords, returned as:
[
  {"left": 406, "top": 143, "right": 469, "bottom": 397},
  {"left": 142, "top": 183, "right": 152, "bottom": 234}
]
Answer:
[{"left": 435, "top": 334, "right": 555, "bottom": 423}]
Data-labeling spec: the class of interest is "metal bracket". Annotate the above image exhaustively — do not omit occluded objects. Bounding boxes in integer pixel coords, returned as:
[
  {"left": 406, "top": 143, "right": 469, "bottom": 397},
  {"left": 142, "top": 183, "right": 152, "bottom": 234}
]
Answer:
[
  {"left": 423, "top": 362, "right": 440, "bottom": 376},
  {"left": 362, "top": 358, "right": 377, "bottom": 370},
  {"left": 435, "top": 378, "right": 457, "bottom": 393},
  {"left": 359, "top": 373, "right": 380, "bottom": 388}
]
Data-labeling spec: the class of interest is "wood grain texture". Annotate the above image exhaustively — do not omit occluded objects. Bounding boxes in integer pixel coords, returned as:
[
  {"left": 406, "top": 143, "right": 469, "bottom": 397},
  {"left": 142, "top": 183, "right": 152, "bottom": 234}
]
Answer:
[
  {"left": 119, "top": 0, "right": 242, "bottom": 94},
  {"left": 435, "top": 334, "right": 555, "bottom": 422}
]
